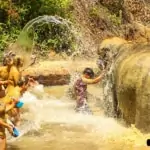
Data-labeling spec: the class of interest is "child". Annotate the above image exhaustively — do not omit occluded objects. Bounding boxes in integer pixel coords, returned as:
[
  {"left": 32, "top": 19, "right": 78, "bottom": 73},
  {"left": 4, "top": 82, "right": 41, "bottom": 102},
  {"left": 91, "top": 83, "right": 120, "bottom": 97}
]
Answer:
[{"left": 74, "top": 67, "right": 105, "bottom": 114}]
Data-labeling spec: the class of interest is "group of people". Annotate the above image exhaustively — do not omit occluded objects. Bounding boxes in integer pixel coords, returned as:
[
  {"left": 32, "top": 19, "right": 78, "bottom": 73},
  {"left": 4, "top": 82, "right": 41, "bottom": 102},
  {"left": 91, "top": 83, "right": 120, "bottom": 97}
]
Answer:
[{"left": 0, "top": 53, "right": 106, "bottom": 150}]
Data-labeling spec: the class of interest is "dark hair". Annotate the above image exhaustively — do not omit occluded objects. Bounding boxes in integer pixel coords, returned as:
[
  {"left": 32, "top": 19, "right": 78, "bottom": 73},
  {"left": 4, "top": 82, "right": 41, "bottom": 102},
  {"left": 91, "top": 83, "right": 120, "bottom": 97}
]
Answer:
[
  {"left": 17, "top": 76, "right": 29, "bottom": 87},
  {"left": 83, "top": 68, "right": 94, "bottom": 78},
  {"left": 17, "top": 80, "right": 24, "bottom": 87}
]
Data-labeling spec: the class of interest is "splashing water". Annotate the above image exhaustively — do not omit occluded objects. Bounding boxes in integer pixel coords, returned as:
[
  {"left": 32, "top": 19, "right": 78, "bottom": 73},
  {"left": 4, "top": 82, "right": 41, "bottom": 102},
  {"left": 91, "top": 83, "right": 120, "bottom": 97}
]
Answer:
[
  {"left": 6, "top": 84, "right": 150, "bottom": 149},
  {"left": 7, "top": 85, "right": 44, "bottom": 142},
  {"left": 22, "top": 16, "right": 68, "bottom": 32},
  {"left": 12, "top": 15, "right": 72, "bottom": 65},
  {"left": 102, "top": 61, "right": 117, "bottom": 117},
  {"left": 65, "top": 71, "right": 80, "bottom": 99},
  {"left": 11, "top": 15, "right": 98, "bottom": 61},
  {"left": 5, "top": 15, "right": 150, "bottom": 149}
]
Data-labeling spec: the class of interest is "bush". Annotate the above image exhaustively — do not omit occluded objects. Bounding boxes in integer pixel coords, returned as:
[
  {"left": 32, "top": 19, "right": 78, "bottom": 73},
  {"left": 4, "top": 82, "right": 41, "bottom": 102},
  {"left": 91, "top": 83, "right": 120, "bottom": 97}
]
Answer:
[{"left": 0, "top": 0, "right": 73, "bottom": 56}]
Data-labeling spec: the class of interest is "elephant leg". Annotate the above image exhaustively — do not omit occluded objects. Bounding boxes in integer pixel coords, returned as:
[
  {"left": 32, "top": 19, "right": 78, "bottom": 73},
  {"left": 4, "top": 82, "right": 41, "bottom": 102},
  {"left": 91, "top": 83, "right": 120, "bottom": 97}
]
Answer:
[
  {"left": 117, "top": 88, "right": 136, "bottom": 125},
  {"left": 135, "top": 93, "right": 150, "bottom": 132}
]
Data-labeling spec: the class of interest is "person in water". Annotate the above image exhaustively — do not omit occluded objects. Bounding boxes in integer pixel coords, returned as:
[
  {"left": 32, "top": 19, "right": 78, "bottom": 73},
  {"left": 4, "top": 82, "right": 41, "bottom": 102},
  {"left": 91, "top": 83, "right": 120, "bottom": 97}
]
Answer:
[
  {"left": 10, "top": 76, "right": 38, "bottom": 126},
  {"left": 9, "top": 76, "right": 31, "bottom": 126},
  {"left": 9, "top": 79, "right": 27, "bottom": 126},
  {"left": 74, "top": 67, "right": 105, "bottom": 114},
  {"left": 0, "top": 99, "right": 18, "bottom": 150}
]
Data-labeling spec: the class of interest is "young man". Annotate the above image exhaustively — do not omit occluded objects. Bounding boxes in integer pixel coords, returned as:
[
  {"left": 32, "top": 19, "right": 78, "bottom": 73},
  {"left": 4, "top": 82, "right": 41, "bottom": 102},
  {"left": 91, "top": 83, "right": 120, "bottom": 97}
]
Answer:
[{"left": 74, "top": 67, "right": 105, "bottom": 114}]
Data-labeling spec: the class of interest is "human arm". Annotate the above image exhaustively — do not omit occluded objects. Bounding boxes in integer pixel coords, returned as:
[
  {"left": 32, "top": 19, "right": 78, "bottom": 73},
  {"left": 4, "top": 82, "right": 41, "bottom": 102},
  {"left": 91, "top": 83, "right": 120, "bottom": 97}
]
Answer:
[
  {"left": 0, "top": 119, "right": 11, "bottom": 128},
  {"left": 28, "top": 77, "right": 38, "bottom": 87},
  {"left": 0, "top": 80, "right": 13, "bottom": 85},
  {"left": 5, "top": 103, "right": 16, "bottom": 112},
  {"left": 82, "top": 70, "right": 106, "bottom": 84},
  {"left": 0, "top": 119, "right": 13, "bottom": 135},
  {"left": 5, "top": 98, "right": 18, "bottom": 112}
]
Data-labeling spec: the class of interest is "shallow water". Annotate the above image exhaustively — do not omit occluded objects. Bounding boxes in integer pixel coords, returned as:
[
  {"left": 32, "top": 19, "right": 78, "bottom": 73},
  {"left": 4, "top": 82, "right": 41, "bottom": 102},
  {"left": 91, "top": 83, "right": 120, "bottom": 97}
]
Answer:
[{"left": 7, "top": 85, "right": 150, "bottom": 150}]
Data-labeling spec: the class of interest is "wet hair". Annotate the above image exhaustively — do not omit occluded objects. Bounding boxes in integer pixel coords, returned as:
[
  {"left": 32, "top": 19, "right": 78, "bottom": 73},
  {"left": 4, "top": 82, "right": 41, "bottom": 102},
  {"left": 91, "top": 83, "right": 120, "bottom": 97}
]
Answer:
[{"left": 83, "top": 68, "right": 94, "bottom": 78}]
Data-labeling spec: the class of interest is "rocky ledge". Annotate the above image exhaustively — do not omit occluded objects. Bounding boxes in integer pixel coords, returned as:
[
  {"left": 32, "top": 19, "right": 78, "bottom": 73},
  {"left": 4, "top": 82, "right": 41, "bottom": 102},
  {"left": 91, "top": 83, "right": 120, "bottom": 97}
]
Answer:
[{"left": 22, "top": 60, "right": 97, "bottom": 86}]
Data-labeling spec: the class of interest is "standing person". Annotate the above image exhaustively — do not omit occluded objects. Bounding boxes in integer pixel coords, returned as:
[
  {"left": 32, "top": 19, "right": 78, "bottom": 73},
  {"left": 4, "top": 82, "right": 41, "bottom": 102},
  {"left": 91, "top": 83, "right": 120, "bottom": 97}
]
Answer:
[
  {"left": 8, "top": 76, "right": 31, "bottom": 126},
  {"left": 9, "top": 76, "right": 38, "bottom": 126},
  {"left": 74, "top": 68, "right": 105, "bottom": 114}
]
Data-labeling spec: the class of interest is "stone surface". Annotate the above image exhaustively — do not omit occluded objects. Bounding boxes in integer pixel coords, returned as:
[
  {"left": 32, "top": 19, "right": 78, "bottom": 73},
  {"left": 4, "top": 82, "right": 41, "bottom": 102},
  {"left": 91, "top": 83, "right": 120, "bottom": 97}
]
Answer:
[{"left": 22, "top": 60, "right": 98, "bottom": 86}]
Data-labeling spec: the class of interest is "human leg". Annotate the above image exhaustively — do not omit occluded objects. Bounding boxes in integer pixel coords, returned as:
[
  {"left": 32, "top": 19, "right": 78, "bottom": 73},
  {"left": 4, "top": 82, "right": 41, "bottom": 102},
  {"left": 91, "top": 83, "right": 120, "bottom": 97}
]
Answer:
[{"left": 0, "top": 137, "right": 6, "bottom": 150}]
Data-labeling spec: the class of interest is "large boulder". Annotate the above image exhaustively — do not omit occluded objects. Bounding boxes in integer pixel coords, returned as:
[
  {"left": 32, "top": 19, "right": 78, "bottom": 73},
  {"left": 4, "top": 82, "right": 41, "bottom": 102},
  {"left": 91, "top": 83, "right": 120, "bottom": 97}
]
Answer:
[{"left": 22, "top": 60, "right": 97, "bottom": 86}]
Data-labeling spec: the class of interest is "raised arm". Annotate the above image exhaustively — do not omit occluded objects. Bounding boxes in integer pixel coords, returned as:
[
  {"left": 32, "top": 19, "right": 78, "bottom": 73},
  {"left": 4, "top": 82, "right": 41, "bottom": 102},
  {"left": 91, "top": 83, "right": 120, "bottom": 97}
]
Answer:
[
  {"left": 82, "top": 70, "right": 106, "bottom": 84},
  {"left": 0, "top": 80, "right": 13, "bottom": 85}
]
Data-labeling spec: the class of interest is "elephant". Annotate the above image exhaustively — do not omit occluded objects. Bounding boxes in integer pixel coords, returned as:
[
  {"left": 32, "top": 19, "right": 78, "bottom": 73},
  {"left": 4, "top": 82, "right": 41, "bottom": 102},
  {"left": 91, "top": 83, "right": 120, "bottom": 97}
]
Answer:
[{"left": 98, "top": 37, "right": 150, "bottom": 132}]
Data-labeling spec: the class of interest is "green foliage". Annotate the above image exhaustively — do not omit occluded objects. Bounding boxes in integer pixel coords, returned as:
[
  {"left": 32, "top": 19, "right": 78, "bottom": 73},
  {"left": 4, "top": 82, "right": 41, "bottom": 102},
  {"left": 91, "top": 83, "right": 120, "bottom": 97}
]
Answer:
[
  {"left": 89, "top": 4, "right": 122, "bottom": 27},
  {"left": 32, "top": 23, "right": 75, "bottom": 57},
  {"left": 108, "top": 10, "right": 122, "bottom": 26},
  {"left": 89, "top": 6, "right": 100, "bottom": 18},
  {"left": 99, "top": 0, "right": 123, "bottom": 16},
  {"left": 0, "top": 0, "right": 72, "bottom": 56}
]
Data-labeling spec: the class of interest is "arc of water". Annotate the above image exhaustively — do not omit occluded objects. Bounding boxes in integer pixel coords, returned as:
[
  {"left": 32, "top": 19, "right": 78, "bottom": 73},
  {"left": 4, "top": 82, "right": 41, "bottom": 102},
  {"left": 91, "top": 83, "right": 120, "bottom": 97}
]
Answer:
[
  {"left": 16, "top": 15, "right": 96, "bottom": 63},
  {"left": 22, "top": 15, "right": 70, "bottom": 32}
]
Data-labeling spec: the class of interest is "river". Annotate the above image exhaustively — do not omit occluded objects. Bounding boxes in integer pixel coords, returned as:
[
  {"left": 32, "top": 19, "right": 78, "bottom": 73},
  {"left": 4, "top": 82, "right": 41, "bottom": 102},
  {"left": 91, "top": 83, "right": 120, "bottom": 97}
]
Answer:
[{"left": 7, "top": 85, "right": 150, "bottom": 150}]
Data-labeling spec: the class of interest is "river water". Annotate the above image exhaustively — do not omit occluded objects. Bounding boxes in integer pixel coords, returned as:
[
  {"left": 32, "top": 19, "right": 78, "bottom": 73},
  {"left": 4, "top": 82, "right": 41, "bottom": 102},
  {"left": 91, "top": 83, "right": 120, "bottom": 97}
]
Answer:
[{"left": 7, "top": 85, "right": 150, "bottom": 150}]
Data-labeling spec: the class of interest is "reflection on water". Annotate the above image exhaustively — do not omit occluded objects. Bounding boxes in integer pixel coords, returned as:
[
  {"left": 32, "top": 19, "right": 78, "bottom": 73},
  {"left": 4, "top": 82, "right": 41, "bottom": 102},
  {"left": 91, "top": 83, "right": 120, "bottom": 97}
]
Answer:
[{"left": 7, "top": 85, "right": 150, "bottom": 150}]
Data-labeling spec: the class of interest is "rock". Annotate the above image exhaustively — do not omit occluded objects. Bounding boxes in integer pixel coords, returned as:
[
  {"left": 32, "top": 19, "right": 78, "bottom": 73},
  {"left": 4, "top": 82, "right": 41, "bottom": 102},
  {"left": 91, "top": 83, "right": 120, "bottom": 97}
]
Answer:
[{"left": 22, "top": 60, "right": 97, "bottom": 86}]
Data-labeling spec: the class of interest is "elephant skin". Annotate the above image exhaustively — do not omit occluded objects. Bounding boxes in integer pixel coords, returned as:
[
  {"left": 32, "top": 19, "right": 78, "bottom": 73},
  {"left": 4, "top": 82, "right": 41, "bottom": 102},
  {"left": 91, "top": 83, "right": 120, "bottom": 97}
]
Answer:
[{"left": 98, "top": 37, "right": 150, "bottom": 132}]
